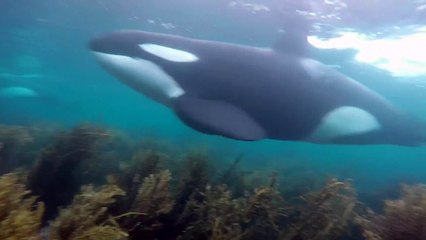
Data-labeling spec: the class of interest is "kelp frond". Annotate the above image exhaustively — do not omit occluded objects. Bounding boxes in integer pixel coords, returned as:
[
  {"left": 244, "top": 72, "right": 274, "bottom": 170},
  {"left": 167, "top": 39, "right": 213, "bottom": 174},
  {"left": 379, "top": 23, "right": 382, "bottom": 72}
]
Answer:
[
  {"left": 282, "top": 179, "right": 358, "bottom": 240},
  {"left": 0, "top": 173, "right": 44, "bottom": 240},
  {"left": 243, "top": 180, "right": 285, "bottom": 240},
  {"left": 28, "top": 124, "right": 109, "bottom": 223},
  {"left": 118, "top": 170, "right": 174, "bottom": 238},
  {"left": 360, "top": 184, "right": 426, "bottom": 240},
  {"left": 0, "top": 125, "right": 35, "bottom": 174},
  {"left": 71, "top": 226, "right": 129, "bottom": 240},
  {"left": 178, "top": 185, "right": 245, "bottom": 240},
  {"left": 118, "top": 149, "right": 165, "bottom": 208},
  {"left": 49, "top": 183, "right": 126, "bottom": 240},
  {"left": 0, "top": 125, "right": 34, "bottom": 145},
  {"left": 132, "top": 169, "right": 174, "bottom": 216}
]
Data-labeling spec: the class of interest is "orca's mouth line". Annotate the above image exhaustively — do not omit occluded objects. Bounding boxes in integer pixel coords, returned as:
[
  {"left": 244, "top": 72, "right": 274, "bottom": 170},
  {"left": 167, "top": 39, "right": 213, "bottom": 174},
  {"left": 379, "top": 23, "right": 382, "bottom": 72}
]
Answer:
[{"left": 92, "top": 51, "right": 136, "bottom": 62}]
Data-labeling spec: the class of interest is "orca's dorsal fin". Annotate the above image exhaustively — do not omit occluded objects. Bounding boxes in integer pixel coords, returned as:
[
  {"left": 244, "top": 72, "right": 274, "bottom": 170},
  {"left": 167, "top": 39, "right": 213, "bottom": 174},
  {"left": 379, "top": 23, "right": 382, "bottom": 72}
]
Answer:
[
  {"left": 274, "top": 13, "right": 311, "bottom": 56},
  {"left": 273, "top": 33, "right": 309, "bottom": 56}
]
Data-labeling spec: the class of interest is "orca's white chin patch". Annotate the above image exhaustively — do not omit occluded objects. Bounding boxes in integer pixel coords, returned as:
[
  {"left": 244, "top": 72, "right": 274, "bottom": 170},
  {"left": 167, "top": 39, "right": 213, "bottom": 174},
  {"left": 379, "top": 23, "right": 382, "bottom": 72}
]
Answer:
[
  {"left": 93, "top": 51, "right": 184, "bottom": 105},
  {"left": 307, "top": 106, "right": 381, "bottom": 142},
  {"left": 139, "top": 43, "right": 199, "bottom": 62}
]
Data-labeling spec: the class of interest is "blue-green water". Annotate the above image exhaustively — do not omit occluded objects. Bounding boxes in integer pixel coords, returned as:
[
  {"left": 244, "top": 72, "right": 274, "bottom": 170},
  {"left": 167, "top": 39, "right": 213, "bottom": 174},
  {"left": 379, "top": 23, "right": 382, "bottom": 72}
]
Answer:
[{"left": 1, "top": 0, "right": 426, "bottom": 206}]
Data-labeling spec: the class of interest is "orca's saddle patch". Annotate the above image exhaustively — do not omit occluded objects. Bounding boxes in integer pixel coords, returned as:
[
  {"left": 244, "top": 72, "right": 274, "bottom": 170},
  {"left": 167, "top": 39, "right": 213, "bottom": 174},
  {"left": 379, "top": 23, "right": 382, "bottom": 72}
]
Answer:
[{"left": 174, "top": 96, "right": 266, "bottom": 140}]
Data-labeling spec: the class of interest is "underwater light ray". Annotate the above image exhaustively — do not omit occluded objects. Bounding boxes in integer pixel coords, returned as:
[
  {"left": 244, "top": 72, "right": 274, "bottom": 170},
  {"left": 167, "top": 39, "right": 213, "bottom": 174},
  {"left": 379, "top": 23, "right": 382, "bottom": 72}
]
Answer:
[{"left": 307, "top": 28, "right": 426, "bottom": 78}]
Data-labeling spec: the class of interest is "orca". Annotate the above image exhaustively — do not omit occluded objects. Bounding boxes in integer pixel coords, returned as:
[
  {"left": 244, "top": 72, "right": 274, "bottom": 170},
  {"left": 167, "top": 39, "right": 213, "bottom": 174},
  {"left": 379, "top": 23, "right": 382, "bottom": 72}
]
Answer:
[
  {"left": 0, "top": 73, "right": 70, "bottom": 103},
  {"left": 0, "top": 74, "right": 43, "bottom": 99},
  {"left": 0, "top": 86, "right": 38, "bottom": 98},
  {"left": 0, "top": 73, "right": 78, "bottom": 124},
  {"left": 89, "top": 30, "right": 426, "bottom": 146}
]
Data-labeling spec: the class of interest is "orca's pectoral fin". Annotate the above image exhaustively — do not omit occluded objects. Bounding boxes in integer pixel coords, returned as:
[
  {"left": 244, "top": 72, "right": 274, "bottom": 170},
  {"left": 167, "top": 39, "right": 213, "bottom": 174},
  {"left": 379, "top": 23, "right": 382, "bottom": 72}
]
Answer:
[{"left": 173, "top": 96, "right": 266, "bottom": 141}]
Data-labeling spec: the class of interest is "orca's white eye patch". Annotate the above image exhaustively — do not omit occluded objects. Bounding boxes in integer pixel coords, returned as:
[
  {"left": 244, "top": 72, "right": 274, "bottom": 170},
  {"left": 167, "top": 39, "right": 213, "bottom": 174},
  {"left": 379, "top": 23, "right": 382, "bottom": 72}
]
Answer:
[
  {"left": 308, "top": 106, "right": 381, "bottom": 142},
  {"left": 139, "top": 43, "right": 199, "bottom": 62}
]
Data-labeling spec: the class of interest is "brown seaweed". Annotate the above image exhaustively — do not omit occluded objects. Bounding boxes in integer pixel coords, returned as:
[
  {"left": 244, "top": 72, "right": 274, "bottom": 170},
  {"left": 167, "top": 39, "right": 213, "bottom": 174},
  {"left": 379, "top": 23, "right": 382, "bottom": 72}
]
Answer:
[
  {"left": 0, "top": 125, "right": 35, "bottom": 174},
  {"left": 177, "top": 184, "right": 245, "bottom": 240},
  {"left": 116, "top": 170, "right": 174, "bottom": 239},
  {"left": 240, "top": 173, "right": 285, "bottom": 240},
  {"left": 0, "top": 173, "right": 44, "bottom": 240},
  {"left": 2, "top": 124, "right": 425, "bottom": 240},
  {"left": 28, "top": 124, "right": 110, "bottom": 223},
  {"left": 281, "top": 179, "right": 359, "bottom": 240},
  {"left": 360, "top": 184, "right": 426, "bottom": 240},
  {"left": 49, "top": 182, "right": 127, "bottom": 240},
  {"left": 118, "top": 149, "right": 165, "bottom": 208}
]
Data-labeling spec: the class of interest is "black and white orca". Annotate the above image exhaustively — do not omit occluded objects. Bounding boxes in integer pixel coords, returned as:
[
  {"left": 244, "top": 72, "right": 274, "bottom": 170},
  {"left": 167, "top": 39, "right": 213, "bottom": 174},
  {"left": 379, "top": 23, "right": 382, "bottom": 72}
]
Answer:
[
  {"left": 0, "top": 73, "right": 68, "bottom": 102},
  {"left": 89, "top": 30, "right": 426, "bottom": 146},
  {"left": 0, "top": 74, "right": 43, "bottom": 99}
]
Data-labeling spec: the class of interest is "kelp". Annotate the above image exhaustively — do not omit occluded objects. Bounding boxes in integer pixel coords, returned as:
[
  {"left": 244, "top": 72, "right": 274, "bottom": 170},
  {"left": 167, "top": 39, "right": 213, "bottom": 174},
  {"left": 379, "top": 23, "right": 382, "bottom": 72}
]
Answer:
[
  {"left": 3, "top": 123, "right": 426, "bottom": 240},
  {"left": 110, "top": 149, "right": 214, "bottom": 240},
  {"left": 118, "top": 149, "right": 164, "bottom": 207},
  {"left": 360, "top": 184, "right": 426, "bottom": 240},
  {"left": 0, "top": 125, "right": 35, "bottom": 174},
  {"left": 76, "top": 128, "right": 139, "bottom": 187},
  {"left": 0, "top": 125, "right": 64, "bottom": 174},
  {"left": 215, "top": 154, "right": 252, "bottom": 198},
  {"left": 49, "top": 182, "right": 127, "bottom": 240},
  {"left": 281, "top": 179, "right": 359, "bottom": 240},
  {"left": 173, "top": 151, "right": 211, "bottom": 216},
  {"left": 242, "top": 173, "right": 286, "bottom": 240},
  {"left": 0, "top": 156, "right": 365, "bottom": 240},
  {"left": 131, "top": 170, "right": 174, "bottom": 216},
  {"left": 0, "top": 173, "right": 44, "bottom": 240},
  {"left": 177, "top": 173, "right": 285, "bottom": 240},
  {"left": 28, "top": 124, "right": 109, "bottom": 223},
  {"left": 178, "top": 185, "right": 245, "bottom": 240},
  {"left": 117, "top": 170, "right": 174, "bottom": 239}
]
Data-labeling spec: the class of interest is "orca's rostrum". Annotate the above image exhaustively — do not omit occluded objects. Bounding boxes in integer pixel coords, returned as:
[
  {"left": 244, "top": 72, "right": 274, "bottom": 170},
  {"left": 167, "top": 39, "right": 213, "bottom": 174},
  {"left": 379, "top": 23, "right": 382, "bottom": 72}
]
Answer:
[{"left": 89, "top": 30, "right": 426, "bottom": 146}]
